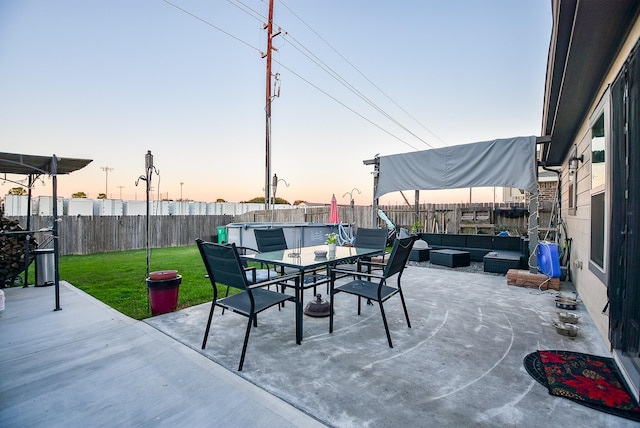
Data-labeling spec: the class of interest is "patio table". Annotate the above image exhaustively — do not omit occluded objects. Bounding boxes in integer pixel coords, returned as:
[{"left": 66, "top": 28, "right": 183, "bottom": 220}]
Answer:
[{"left": 243, "top": 244, "right": 381, "bottom": 344}]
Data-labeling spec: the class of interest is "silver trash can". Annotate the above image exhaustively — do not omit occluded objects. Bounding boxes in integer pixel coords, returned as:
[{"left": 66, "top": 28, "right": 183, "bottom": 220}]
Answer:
[{"left": 33, "top": 248, "right": 55, "bottom": 287}]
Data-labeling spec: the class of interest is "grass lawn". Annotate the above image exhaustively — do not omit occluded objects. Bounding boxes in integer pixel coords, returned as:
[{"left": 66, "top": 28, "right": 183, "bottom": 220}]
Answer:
[{"left": 28, "top": 245, "right": 215, "bottom": 320}]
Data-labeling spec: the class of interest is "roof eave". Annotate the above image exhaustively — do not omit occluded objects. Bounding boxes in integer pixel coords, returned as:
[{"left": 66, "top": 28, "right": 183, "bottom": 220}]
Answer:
[{"left": 540, "top": 0, "right": 640, "bottom": 166}]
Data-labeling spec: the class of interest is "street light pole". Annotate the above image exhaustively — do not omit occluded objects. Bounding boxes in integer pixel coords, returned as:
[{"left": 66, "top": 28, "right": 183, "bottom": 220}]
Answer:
[
  {"left": 271, "top": 173, "right": 289, "bottom": 227},
  {"left": 342, "top": 187, "right": 361, "bottom": 223},
  {"left": 342, "top": 187, "right": 361, "bottom": 208},
  {"left": 100, "top": 166, "right": 113, "bottom": 197},
  {"left": 180, "top": 182, "right": 184, "bottom": 201}
]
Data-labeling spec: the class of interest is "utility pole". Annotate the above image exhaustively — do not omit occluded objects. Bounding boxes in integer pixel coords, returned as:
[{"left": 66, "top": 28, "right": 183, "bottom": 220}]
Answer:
[{"left": 263, "top": 0, "right": 280, "bottom": 211}]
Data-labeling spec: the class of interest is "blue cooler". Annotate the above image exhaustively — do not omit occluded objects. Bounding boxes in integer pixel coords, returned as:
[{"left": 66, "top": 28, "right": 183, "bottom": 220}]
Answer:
[{"left": 537, "top": 242, "right": 561, "bottom": 278}]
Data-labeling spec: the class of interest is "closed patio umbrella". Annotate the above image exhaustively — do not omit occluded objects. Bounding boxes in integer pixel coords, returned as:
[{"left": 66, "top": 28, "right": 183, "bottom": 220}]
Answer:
[{"left": 329, "top": 194, "right": 340, "bottom": 224}]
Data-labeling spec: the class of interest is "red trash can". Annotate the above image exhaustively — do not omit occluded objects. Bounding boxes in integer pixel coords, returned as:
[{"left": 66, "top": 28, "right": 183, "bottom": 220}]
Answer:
[{"left": 146, "top": 270, "right": 182, "bottom": 315}]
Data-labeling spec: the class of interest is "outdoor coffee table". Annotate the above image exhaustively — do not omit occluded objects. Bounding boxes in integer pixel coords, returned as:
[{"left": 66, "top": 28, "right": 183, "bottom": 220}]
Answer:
[
  {"left": 430, "top": 249, "right": 470, "bottom": 268},
  {"left": 243, "top": 244, "right": 381, "bottom": 344}
]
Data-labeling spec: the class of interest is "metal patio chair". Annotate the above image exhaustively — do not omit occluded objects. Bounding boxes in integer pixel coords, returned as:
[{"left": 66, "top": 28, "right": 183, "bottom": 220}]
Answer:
[
  {"left": 338, "top": 227, "right": 389, "bottom": 277},
  {"left": 329, "top": 235, "right": 416, "bottom": 348},
  {"left": 254, "top": 228, "right": 327, "bottom": 294},
  {"left": 196, "top": 239, "right": 296, "bottom": 371},
  {"left": 253, "top": 228, "right": 298, "bottom": 277},
  {"left": 213, "top": 245, "right": 281, "bottom": 315}
]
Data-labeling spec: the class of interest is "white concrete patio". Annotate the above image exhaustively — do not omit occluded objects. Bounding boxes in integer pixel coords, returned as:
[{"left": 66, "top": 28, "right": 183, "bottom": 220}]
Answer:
[{"left": 1, "top": 264, "right": 638, "bottom": 427}]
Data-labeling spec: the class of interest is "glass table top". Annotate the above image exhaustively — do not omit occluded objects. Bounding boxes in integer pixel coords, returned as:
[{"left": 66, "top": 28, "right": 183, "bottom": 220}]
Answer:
[{"left": 243, "top": 244, "right": 381, "bottom": 270}]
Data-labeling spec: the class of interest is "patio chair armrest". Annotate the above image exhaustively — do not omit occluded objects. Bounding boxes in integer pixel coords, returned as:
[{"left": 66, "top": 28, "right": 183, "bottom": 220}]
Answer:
[
  {"left": 330, "top": 267, "right": 384, "bottom": 281},
  {"left": 247, "top": 272, "right": 300, "bottom": 289},
  {"left": 243, "top": 266, "right": 257, "bottom": 283},
  {"left": 359, "top": 260, "right": 386, "bottom": 268},
  {"left": 236, "top": 246, "right": 260, "bottom": 255}
]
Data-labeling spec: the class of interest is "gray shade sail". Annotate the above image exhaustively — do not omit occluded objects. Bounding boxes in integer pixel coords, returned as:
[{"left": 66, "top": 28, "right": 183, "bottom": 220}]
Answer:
[{"left": 374, "top": 136, "right": 538, "bottom": 199}]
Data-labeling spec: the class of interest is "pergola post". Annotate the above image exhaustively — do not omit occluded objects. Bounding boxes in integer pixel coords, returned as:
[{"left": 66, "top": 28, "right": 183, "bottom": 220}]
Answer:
[
  {"left": 363, "top": 155, "right": 380, "bottom": 228},
  {"left": 51, "top": 155, "right": 62, "bottom": 311},
  {"left": 528, "top": 190, "right": 539, "bottom": 273}
]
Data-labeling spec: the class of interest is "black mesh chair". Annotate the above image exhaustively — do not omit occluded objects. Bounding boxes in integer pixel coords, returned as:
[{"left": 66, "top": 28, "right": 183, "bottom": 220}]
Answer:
[
  {"left": 338, "top": 227, "right": 389, "bottom": 277},
  {"left": 235, "top": 245, "right": 279, "bottom": 283},
  {"left": 254, "top": 227, "right": 326, "bottom": 294},
  {"left": 254, "top": 228, "right": 289, "bottom": 253},
  {"left": 196, "top": 239, "right": 296, "bottom": 371},
  {"left": 253, "top": 228, "right": 298, "bottom": 277},
  {"left": 329, "top": 235, "right": 416, "bottom": 348},
  {"left": 214, "top": 246, "right": 279, "bottom": 314}
]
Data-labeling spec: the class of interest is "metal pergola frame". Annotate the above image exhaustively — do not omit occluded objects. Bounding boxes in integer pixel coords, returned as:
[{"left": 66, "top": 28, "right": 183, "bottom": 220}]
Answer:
[{"left": 0, "top": 152, "right": 92, "bottom": 310}]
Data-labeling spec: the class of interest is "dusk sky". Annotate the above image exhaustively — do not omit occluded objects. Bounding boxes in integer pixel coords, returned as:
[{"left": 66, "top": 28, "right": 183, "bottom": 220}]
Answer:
[{"left": 1, "top": 1, "right": 551, "bottom": 206}]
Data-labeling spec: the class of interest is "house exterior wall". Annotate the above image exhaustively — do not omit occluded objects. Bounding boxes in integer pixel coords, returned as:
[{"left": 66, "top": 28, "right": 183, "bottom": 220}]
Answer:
[
  {"left": 562, "top": 19, "right": 640, "bottom": 343},
  {"left": 502, "top": 187, "right": 526, "bottom": 203},
  {"left": 538, "top": 180, "right": 557, "bottom": 203}
]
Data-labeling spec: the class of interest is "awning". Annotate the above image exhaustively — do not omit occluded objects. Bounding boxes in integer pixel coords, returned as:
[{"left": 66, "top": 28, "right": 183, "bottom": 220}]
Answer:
[
  {"left": 0, "top": 152, "right": 92, "bottom": 175},
  {"left": 374, "top": 136, "right": 538, "bottom": 199},
  {"left": 0, "top": 151, "right": 92, "bottom": 312}
]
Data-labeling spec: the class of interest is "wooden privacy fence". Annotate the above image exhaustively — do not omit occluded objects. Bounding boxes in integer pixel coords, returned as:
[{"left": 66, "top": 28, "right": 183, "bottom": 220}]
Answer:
[
  {"left": 230, "top": 201, "right": 550, "bottom": 238},
  {"left": 12, "top": 202, "right": 551, "bottom": 255},
  {"left": 14, "top": 215, "right": 233, "bottom": 255}
]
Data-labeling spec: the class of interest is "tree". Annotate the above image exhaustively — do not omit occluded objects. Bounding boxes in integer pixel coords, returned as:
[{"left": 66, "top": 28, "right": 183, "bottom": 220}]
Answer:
[
  {"left": 72, "top": 191, "right": 87, "bottom": 198},
  {"left": 8, "top": 187, "right": 27, "bottom": 196},
  {"left": 215, "top": 198, "right": 226, "bottom": 203},
  {"left": 242, "top": 196, "right": 289, "bottom": 204},
  {"left": 273, "top": 197, "right": 289, "bottom": 205},
  {"left": 97, "top": 193, "right": 107, "bottom": 199}
]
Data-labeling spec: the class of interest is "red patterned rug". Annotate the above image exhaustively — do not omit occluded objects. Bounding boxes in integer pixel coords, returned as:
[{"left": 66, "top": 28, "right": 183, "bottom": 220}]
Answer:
[{"left": 524, "top": 350, "right": 640, "bottom": 422}]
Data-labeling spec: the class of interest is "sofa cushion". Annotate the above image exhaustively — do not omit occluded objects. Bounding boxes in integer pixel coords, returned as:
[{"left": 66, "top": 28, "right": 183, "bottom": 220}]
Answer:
[
  {"left": 466, "top": 247, "right": 492, "bottom": 262},
  {"left": 466, "top": 235, "right": 493, "bottom": 249},
  {"left": 492, "top": 236, "right": 522, "bottom": 251},
  {"left": 420, "top": 233, "right": 442, "bottom": 246},
  {"left": 440, "top": 234, "right": 467, "bottom": 248}
]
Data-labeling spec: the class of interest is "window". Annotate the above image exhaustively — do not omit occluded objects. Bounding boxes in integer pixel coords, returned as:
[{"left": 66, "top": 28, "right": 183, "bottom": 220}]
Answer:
[
  {"left": 591, "top": 113, "right": 606, "bottom": 190},
  {"left": 568, "top": 180, "right": 576, "bottom": 212},
  {"left": 589, "top": 99, "right": 608, "bottom": 274},
  {"left": 590, "top": 192, "right": 605, "bottom": 268}
]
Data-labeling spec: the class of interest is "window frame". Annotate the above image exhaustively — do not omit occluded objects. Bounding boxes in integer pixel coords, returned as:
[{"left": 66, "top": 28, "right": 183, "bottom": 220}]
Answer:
[{"left": 588, "top": 90, "right": 611, "bottom": 281}]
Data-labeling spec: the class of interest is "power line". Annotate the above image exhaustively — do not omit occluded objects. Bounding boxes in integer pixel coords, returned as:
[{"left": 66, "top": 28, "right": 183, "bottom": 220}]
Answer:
[
  {"left": 283, "top": 32, "right": 434, "bottom": 149},
  {"left": 161, "top": 0, "right": 260, "bottom": 53},
  {"left": 160, "top": 0, "right": 432, "bottom": 151},
  {"left": 279, "top": 0, "right": 447, "bottom": 148},
  {"left": 274, "top": 60, "right": 420, "bottom": 150},
  {"left": 225, "top": 0, "right": 264, "bottom": 22}
]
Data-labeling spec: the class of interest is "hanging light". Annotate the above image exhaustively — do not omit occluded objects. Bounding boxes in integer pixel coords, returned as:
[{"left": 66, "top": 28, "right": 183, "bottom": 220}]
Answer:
[{"left": 568, "top": 154, "right": 584, "bottom": 181}]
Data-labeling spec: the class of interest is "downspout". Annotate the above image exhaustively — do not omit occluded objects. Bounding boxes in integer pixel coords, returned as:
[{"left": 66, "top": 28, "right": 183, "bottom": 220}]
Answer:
[
  {"left": 541, "top": 162, "right": 570, "bottom": 280},
  {"left": 540, "top": 162, "right": 562, "bottom": 236}
]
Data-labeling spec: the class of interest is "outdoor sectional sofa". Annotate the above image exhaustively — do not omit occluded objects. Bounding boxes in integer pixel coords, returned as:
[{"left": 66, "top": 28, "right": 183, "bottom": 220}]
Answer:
[{"left": 417, "top": 233, "right": 530, "bottom": 274}]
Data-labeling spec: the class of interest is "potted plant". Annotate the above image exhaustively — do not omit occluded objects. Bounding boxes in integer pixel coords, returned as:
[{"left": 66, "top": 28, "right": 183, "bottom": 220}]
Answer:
[
  {"left": 325, "top": 233, "right": 339, "bottom": 257},
  {"left": 410, "top": 218, "right": 422, "bottom": 235}
]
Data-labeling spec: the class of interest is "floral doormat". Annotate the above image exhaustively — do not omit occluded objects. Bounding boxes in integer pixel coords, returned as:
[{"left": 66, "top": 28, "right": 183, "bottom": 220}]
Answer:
[{"left": 524, "top": 350, "right": 640, "bottom": 422}]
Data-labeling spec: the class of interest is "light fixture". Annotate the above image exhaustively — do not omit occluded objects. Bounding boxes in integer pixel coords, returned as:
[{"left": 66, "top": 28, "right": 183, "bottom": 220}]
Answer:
[
  {"left": 568, "top": 154, "right": 584, "bottom": 173},
  {"left": 568, "top": 154, "right": 584, "bottom": 182},
  {"left": 270, "top": 173, "right": 289, "bottom": 226}
]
